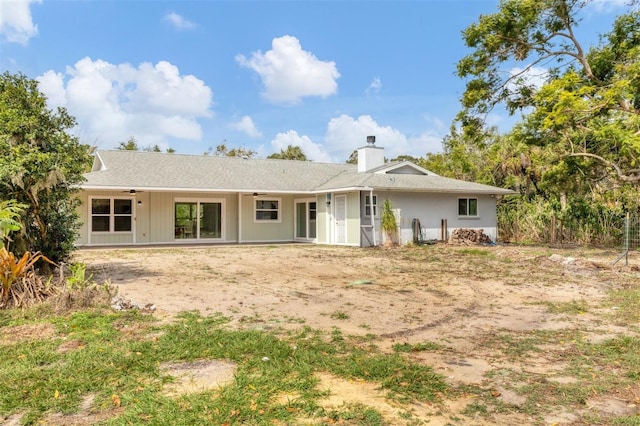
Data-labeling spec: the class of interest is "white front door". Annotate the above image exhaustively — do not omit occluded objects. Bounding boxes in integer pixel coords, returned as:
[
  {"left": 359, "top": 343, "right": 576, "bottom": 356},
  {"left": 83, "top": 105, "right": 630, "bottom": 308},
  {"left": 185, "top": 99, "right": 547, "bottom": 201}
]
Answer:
[{"left": 334, "top": 195, "right": 346, "bottom": 244}]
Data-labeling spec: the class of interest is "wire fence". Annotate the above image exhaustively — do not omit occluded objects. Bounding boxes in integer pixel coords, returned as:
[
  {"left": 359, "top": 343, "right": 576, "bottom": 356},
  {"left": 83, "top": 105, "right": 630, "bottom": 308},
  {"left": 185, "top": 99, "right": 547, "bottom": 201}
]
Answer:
[{"left": 612, "top": 213, "right": 640, "bottom": 266}]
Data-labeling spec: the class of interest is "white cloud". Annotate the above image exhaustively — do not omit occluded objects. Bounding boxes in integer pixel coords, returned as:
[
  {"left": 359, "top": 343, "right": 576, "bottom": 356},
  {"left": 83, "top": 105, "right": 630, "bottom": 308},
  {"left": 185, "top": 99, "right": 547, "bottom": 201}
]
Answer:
[
  {"left": 325, "top": 115, "right": 405, "bottom": 161},
  {"left": 37, "top": 57, "right": 213, "bottom": 148},
  {"left": 365, "top": 77, "right": 382, "bottom": 97},
  {"left": 230, "top": 116, "right": 262, "bottom": 138},
  {"left": 37, "top": 70, "right": 67, "bottom": 107},
  {"left": 588, "top": 0, "right": 630, "bottom": 12},
  {"left": 325, "top": 114, "right": 443, "bottom": 161},
  {"left": 163, "top": 12, "right": 197, "bottom": 30},
  {"left": 271, "top": 130, "right": 332, "bottom": 162},
  {"left": 0, "top": 0, "right": 40, "bottom": 45},
  {"left": 236, "top": 35, "right": 340, "bottom": 105},
  {"left": 407, "top": 133, "right": 444, "bottom": 156}
]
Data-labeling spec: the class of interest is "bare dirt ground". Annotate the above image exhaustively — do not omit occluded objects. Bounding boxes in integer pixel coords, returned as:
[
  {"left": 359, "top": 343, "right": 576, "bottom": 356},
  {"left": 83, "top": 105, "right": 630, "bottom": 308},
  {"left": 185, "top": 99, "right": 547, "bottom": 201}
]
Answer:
[{"left": 73, "top": 243, "right": 640, "bottom": 425}]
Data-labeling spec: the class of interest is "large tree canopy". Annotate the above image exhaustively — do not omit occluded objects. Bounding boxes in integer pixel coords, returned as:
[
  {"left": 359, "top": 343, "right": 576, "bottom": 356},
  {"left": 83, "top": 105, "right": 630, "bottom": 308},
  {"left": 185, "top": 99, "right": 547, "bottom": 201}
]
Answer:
[
  {"left": 457, "top": 0, "right": 640, "bottom": 185},
  {"left": 0, "top": 72, "right": 92, "bottom": 262}
]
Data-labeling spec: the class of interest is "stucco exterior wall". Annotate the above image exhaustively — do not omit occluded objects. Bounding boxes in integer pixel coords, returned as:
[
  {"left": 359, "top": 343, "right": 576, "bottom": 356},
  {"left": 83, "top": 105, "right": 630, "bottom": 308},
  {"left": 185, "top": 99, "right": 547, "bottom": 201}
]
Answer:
[{"left": 374, "top": 191, "right": 499, "bottom": 244}]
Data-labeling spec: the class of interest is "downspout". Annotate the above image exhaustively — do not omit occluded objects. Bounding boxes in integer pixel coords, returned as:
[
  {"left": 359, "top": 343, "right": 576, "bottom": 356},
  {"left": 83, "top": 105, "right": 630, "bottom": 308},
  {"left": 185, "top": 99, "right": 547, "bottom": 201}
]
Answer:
[
  {"left": 238, "top": 193, "right": 242, "bottom": 244},
  {"left": 326, "top": 193, "right": 331, "bottom": 244},
  {"left": 133, "top": 198, "right": 137, "bottom": 245},
  {"left": 370, "top": 188, "right": 377, "bottom": 246}
]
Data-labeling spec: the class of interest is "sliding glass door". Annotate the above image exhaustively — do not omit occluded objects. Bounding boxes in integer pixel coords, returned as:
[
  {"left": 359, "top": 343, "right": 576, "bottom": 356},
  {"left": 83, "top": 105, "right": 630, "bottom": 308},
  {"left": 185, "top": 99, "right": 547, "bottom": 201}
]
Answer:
[
  {"left": 295, "top": 199, "right": 317, "bottom": 241},
  {"left": 175, "top": 200, "right": 223, "bottom": 240}
]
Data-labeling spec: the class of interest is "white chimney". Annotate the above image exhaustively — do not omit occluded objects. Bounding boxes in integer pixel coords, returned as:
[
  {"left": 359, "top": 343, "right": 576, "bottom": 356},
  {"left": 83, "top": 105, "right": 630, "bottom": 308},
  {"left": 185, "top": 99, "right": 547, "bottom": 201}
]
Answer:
[{"left": 357, "top": 136, "right": 384, "bottom": 172}]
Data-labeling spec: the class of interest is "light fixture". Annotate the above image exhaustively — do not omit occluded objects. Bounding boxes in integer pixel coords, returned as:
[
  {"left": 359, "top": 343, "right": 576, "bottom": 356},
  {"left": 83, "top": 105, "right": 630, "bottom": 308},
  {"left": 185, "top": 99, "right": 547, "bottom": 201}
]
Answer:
[
  {"left": 137, "top": 201, "right": 142, "bottom": 206},
  {"left": 129, "top": 189, "right": 136, "bottom": 195}
]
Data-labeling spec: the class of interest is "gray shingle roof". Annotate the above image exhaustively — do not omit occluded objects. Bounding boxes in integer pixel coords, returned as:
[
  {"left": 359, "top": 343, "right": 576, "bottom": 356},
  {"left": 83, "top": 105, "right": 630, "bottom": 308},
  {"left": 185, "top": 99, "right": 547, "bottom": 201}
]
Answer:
[{"left": 81, "top": 150, "right": 514, "bottom": 195}]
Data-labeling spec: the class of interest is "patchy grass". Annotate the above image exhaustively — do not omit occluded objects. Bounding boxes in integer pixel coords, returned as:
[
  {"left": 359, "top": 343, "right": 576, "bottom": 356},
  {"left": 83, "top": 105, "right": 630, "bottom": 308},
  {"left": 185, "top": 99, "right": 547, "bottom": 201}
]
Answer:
[
  {"left": 330, "top": 310, "right": 350, "bottom": 320},
  {"left": 455, "top": 326, "right": 640, "bottom": 424},
  {"left": 7, "top": 244, "right": 638, "bottom": 424},
  {"left": 608, "top": 286, "right": 640, "bottom": 325},
  {"left": 543, "top": 299, "right": 590, "bottom": 314},
  {"left": 0, "top": 309, "right": 447, "bottom": 424},
  {"left": 458, "top": 248, "right": 493, "bottom": 257},
  {"left": 392, "top": 341, "right": 443, "bottom": 353}
]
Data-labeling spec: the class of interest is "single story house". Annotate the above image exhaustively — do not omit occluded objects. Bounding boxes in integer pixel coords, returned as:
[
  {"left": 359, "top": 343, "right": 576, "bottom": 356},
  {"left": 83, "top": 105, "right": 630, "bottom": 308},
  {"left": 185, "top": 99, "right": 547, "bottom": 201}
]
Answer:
[{"left": 76, "top": 137, "right": 514, "bottom": 247}]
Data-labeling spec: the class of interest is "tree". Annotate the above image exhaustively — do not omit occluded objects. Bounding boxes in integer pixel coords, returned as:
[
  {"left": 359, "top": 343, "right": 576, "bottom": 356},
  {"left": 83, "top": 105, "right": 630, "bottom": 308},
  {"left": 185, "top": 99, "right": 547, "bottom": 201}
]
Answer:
[
  {"left": 346, "top": 150, "right": 358, "bottom": 164},
  {"left": 0, "top": 72, "right": 92, "bottom": 263},
  {"left": 117, "top": 137, "right": 140, "bottom": 151},
  {"left": 268, "top": 145, "right": 308, "bottom": 161},
  {"left": 207, "top": 143, "right": 256, "bottom": 158},
  {"left": 457, "top": 1, "right": 640, "bottom": 185},
  {"left": 117, "top": 137, "right": 173, "bottom": 153}
]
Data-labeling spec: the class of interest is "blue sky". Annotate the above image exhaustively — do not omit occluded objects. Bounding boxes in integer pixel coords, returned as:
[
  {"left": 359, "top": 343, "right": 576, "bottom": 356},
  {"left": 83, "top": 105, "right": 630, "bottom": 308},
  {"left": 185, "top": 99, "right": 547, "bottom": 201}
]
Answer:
[{"left": 0, "top": 0, "right": 631, "bottom": 162}]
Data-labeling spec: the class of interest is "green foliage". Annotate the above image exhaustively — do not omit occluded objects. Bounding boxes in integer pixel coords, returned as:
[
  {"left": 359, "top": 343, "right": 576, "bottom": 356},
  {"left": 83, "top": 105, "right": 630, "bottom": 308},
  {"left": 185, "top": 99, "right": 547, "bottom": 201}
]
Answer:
[
  {"left": 206, "top": 142, "right": 256, "bottom": 158},
  {"left": 65, "top": 262, "right": 93, "bottom": 291},
  {"left": 432, "top": 3, "right": 640, "bottom": 245},
  {"left": 0, "top": 72, "right": 92, "bottom": 263},
  {"left": 117, "top": 136, "right": 173, "bottom": 153},
  {"left": 380, "top": 199, "right": 398, "bottom": 245},
  {"left": 268, "top": 144, "right": 308, "bottom": 160},
  {"left": 456, "top": 2, "right": 640, "bottom": 185},
  {"left": 346, "top": 149, "right": 358, "bottom": 164},
  {"left": 116, "top": 136, "right": 140, "bottom": 151},
  {"left": 497, "top": 191, "right": 632, "bottom": 245},
  {"left": 0, "top": 199, "right": 26, "bottom": 248}
]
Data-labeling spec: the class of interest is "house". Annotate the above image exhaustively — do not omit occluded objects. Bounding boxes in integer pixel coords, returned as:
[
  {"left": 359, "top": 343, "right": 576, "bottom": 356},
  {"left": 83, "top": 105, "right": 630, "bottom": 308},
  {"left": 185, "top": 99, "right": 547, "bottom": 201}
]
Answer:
[{"left": 76, "top": 137, "right": 514, "bottom": 247}]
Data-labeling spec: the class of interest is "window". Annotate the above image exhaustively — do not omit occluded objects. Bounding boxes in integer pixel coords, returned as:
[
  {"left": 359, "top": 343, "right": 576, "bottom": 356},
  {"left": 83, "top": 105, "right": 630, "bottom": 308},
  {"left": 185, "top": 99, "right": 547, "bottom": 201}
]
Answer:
[
  {"left": 458, "top": 198, "right": 478, "bottom": 217},
  {"left": 365, "top": 195, "right": 377, "bottom": 217},
  {"left": 255, "top": 199, "right": 280, "bottom": 222},
  {"left": 91, "top": 198, "right": 132, "bottom": 232}
]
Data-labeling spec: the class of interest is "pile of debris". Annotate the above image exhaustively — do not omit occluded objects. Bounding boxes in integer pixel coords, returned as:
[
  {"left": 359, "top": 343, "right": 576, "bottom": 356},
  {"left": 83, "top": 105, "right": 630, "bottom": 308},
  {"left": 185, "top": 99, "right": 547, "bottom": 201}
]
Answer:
[
  {"left": 448, "top": 228, "right": 493, "bottom": 245},
  {"left": 111, "top": 296, "right": 156, "bottom": 312}
]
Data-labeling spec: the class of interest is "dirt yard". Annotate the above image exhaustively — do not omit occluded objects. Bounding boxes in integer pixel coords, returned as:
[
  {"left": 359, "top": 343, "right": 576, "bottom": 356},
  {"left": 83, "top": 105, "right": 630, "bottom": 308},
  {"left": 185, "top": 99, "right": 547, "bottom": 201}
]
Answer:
[{"left": 75, "top": 243, "right": 640, "bottom": 425}]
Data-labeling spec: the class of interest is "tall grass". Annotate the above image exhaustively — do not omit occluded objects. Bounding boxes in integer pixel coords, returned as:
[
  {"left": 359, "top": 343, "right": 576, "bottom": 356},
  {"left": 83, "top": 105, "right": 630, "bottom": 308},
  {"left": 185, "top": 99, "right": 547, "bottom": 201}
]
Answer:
[{"left": 497, "top": 196, "right": 629, "bottom": 245}]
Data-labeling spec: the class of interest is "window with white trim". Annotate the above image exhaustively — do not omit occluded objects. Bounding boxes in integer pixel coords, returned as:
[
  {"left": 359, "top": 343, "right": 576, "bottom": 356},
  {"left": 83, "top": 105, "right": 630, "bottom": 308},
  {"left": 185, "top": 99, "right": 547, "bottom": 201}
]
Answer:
[
  {"left": 255, "top": 199, "right": 280, "bottom": 222},
  {"left": 365, "top": 195, "right": 377, "bottom": 217},
  {"left": 458, "top": 198, "right": 478, "bottom": 217},
  {"left": 90, "top": 198, "right": 133, "bottom": 232}
]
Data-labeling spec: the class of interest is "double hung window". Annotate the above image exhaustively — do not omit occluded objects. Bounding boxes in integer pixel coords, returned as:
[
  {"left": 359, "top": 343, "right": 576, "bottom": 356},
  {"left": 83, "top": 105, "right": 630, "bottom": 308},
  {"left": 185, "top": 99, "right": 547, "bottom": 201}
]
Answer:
[
  {"left": 458, "top": 198, "right": 478, "bottom": 217},
  {"left": 90, "top": 198, "right": 132, "bottom": 232},
  {"left": 364, "top": 195, "right": 377, "bottom": 217}
]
